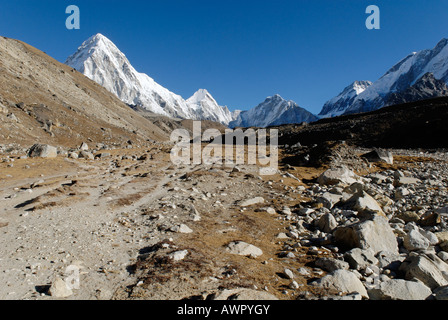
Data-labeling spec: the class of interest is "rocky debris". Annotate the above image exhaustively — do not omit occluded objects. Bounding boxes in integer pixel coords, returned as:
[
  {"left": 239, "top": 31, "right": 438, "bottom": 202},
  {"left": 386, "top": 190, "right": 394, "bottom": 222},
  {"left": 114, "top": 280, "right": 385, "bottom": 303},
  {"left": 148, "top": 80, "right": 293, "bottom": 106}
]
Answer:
[
  {"left": 28, "top": 144, "right": 58, "bottom": 158},
  {"left": 368, "top": 279, "right": 432, "bottom": 300},
  {"left": 226, "top": 241, "right": 263, "bottom": 258}
]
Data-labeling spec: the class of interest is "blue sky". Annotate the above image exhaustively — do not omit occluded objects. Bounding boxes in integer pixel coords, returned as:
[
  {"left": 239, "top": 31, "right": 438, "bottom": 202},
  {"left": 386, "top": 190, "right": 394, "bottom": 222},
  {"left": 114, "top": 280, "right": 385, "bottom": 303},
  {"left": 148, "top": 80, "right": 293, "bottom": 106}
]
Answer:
[{"left": 1, "top": 0, "right": 448, "bottom": 114}]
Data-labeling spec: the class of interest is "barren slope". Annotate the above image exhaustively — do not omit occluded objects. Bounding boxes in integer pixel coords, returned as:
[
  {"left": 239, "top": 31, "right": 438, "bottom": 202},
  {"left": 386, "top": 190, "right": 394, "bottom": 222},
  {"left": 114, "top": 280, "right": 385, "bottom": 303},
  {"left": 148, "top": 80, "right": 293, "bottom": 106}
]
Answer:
[{"left": 0, "top": 36, "right": 168, "bottom": 148}]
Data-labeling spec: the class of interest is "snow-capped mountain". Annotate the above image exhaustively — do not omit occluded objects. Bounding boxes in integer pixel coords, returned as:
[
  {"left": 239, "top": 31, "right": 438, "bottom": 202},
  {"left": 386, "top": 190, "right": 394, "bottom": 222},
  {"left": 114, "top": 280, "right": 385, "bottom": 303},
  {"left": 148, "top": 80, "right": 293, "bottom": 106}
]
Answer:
[
  {"left": 229, "top": 94, "right": 318, "bottom": 128},
  {"left": 322, "top": 38, "right": 448, "bottom": 116},
  {"left": 186, "top": 89, "right": 239, "bottom": 125},
  {"left": 65, "top": 34, "right": 238, "bottom": 125},
  {"left": 319, "top": 81, "right": 372, "bottom": 118}
]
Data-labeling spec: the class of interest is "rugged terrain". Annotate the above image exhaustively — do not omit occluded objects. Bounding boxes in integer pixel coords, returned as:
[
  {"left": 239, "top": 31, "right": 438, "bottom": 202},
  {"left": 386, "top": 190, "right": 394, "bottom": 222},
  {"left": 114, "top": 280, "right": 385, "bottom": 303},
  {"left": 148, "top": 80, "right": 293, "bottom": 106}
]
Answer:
[
  {"left": 1, "top": 138, "right": 448, "bottom": 300},
  {"left": 0, "top": 36, "right": 168, "bottom": 147}
]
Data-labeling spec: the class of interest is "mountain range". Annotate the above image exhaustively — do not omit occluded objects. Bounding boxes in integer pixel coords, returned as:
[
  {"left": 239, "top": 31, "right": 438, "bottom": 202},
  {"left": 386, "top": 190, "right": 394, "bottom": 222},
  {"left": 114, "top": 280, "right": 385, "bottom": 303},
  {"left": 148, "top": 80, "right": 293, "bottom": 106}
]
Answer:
[
  {"left": 65, "top": 34, "right": 238, "bottom": 125},
  {"left": 66, "top": 34, "right": 448, "bottom": 128},
  {"left": 320, "top": 38, "right": 448, "bottom": 117}
]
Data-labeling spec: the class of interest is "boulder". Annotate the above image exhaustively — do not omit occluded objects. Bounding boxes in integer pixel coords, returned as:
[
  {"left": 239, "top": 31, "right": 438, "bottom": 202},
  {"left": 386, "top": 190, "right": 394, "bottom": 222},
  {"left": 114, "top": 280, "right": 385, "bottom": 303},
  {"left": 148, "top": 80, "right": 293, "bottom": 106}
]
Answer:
[
  {"left": 317, "top": 213, "right": 338, "bottom": 233},
  {"left": 316, "top": 193, "right": 342, "bottom": 210},
  {"left": 79, "top": 151, "right": 94, "bottom": 160},
  {"left": 226, "top": 241, "right": 263, "bottom": 258},
  {"left": 344, "top": 248, "right": 378, "bottom": 271},
  {"left": 368, "top": 279, "right": 432, "bottom": 300},
  {"left": 170, "top": 224, "right": 193, "bottom": 234},
  {"left": 343, "top": 191, "right": 385, "bottom": 217},
  {"left": 376, "top": 250, "right": 405, "bottom": 271},
  {"left": 28, "top": 144, "right": 58, "bottom": 158},
  {"left": 403, "top": 229, "right": 431, "bottom": 251},
  {"left": 333, "top": 216, "right": 399, "bottom": 255},
  {"left": 317, "top": 166, "right": 361, "bottom": 186},
  {"left": 49, "top": 277, "right": 73, "bottom": 298},
  {"left": 399, "top": 252, "right": 448, "bottom": 290},
  {"left": 312, "top": 270, "right": 368, "bottom": 299},
  {"left": 238, "top": 197, "right": 265, "bottom": 207},
  {"left": 361, "top": 149, "right": 394, "bottom": 165},
  {"left": 315, "top": 257, "right": 350, "bottom": 272}
]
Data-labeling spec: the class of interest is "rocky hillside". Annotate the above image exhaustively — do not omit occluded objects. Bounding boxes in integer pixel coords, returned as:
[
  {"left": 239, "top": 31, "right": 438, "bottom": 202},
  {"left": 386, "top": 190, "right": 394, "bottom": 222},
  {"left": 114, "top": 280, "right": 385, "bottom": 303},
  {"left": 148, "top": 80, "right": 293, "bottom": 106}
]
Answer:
[{"left": 0, "top": 36, "right": 169, "bottom": 148}]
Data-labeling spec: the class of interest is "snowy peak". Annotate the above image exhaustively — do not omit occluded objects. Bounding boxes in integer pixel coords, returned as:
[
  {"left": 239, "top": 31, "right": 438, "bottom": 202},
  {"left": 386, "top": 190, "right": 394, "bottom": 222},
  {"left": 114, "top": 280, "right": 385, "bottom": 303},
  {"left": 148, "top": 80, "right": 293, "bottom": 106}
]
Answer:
[
  {"left": 319, "top": 80, "right": 372, "bottom": 118},
  {"left": 322, "top": 37, "right": 448, "bottom": 116},
  {"left": 186, "top": 89, "right": 238, "bottom": 125},
  {"left": 65, "top": 34, "right": 238, "bottom": 124},
  {"left": 229, "top": 95, "right": 318, "bottom": 128},
  {"left": 187, "top": 89, "right": 217, "bottom": 105}
]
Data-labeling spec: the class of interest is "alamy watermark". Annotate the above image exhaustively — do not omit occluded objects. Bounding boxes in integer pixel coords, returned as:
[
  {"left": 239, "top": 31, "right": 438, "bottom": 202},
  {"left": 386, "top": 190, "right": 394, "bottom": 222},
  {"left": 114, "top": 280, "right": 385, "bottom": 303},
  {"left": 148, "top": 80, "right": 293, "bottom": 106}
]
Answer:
[
  {"left": 170, "top": 121, "right": 279, "bottom": 176},
  {"left": 66, "top": 5, "right": 80, "bottom": 30},
  {"left": 366, "top": 5, "right": 380, "bottom": 30}
]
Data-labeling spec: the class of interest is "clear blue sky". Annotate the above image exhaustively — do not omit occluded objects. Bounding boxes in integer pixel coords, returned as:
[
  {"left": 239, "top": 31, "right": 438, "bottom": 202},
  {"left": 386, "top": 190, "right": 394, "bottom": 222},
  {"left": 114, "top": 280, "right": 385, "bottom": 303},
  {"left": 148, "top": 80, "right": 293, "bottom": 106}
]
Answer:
[{"left": 1, "top": 0, "right": 448, "bottom": 114}]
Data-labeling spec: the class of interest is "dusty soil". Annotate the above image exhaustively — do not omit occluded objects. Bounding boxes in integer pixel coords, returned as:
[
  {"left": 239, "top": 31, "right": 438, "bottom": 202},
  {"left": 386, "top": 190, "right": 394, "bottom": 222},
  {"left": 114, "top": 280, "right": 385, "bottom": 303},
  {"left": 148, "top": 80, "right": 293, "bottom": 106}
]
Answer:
[{"left": 0, "top": 144, "right": 330, "bottom": 300}]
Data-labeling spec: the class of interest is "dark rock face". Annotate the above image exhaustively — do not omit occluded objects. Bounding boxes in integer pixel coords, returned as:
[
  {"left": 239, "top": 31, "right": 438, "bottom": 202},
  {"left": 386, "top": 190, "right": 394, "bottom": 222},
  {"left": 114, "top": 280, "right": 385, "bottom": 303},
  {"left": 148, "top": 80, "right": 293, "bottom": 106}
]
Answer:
[{"left": 385, "top": 73, "right": 448, "bottom": 107}]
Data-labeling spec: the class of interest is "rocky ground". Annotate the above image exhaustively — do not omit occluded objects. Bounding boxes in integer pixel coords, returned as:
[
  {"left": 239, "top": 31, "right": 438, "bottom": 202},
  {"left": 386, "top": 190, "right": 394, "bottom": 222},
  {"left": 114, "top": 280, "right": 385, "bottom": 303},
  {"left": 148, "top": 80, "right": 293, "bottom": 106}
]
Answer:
[{"left": 1, "top": 141, "right": 448, "bottom": 300}]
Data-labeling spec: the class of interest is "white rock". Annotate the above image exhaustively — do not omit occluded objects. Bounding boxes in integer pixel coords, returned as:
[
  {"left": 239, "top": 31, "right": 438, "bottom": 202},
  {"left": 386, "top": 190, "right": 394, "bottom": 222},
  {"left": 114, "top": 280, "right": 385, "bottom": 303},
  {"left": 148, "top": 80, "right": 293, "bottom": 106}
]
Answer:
[
  {"left": 226, "top": 241, "right": 263, "bottom": 258},
  {"left": 28, "top": 144, "right": 58, "bottom": 158},
  {"left": 49, "top": 277, "right": 73, "bottom": 298},
  {"left": 238, "top": 197, "right": 265, "bottom": 207},
  {"left": 334, "top": 216, "right": 399, "bottom": 255},
  {"left": 312, "top": 270, "right": 368, "bottom": 299},
  {"left": 168, "top": 250, "right": 189, "bottom": 261},
  {"left": 283, "top": 268, "right": 294, "bottom": 279},
  {"left": 317, "top": 166, "right": 361, "bottom": 186},
  {"left": 368, "top": 279, "right": 432, "bottom": 300},
  {"left": 170, "top": 224, "right": 193, "bottom": 234}
]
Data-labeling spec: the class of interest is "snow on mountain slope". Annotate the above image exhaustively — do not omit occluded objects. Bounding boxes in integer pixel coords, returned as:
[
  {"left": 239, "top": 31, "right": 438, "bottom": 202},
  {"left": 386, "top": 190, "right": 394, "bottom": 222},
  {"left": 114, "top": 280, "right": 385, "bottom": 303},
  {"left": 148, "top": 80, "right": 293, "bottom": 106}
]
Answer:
[
  {"left": 65, "top": 34, "right": 238, "bottom": 125},
  {"left": 186, "top": 89, "right": 240, "bottom": 125},
  {"left": 342, "top": 38, "right": 448, "bottom": 115},
  {"left": 229, "top": 94, "right": 318, "bottom": 128},
  {"left": 319, "top": 81, "right": 372, "bottom": 118}
]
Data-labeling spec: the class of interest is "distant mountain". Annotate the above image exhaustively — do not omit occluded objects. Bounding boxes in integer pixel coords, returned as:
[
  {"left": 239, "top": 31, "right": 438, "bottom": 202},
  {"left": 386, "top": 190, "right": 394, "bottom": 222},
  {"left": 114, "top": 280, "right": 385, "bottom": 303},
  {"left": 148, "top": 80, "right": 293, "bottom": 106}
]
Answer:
[
  {"left": 186, "top": 89, "right": 238, "bottom": 125},
  {"left": 319, "top": 81, "right": 372, "bottom": 118},
  {"left": 320, "top": 38, "right": 448, "bottom": 116},
  {"left": 229, "top": 94, "right": 318, "bottom": 128},
  {"left": 65, "top": 34, "right": 238, "bottom": 125}
]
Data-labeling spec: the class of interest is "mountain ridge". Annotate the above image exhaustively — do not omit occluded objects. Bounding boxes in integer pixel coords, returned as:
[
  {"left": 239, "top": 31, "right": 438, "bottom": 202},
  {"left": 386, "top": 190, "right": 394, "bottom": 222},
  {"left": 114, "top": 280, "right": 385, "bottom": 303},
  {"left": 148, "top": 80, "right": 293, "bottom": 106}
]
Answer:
[{"left": 65, "top": 34, "right": 239, "bottom": 125}]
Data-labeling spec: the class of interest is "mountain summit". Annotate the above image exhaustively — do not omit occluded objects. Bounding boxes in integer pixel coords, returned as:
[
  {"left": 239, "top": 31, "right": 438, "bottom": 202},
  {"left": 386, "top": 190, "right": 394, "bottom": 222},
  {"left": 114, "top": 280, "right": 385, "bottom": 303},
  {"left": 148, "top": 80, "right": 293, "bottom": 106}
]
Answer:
[
  {"left": 65, "top": 34, "right": 238, "bottom": 125},
  {"left": 229, "top": 94, "right": 318, "bottom": 128}
]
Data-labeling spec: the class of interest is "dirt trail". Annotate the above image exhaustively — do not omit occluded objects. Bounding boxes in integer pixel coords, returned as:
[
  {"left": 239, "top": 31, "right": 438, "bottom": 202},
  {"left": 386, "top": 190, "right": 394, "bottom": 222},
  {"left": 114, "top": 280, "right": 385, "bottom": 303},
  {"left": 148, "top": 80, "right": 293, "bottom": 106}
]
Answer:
[{"left": 0, "top": 145, "right": 327, "bottom": 300}]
